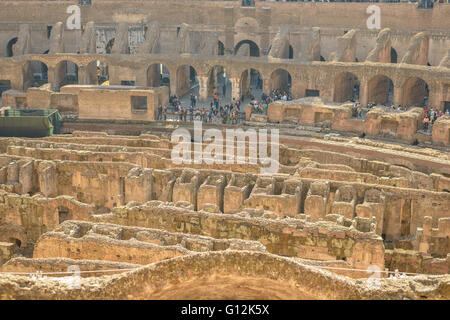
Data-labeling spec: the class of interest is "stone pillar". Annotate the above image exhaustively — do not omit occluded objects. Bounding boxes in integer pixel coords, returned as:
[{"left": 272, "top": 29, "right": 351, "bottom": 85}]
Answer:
[
  {"left": 259, "top": 7, "right": 272, "bottom": 56},
  {"left": 393, "top": 85, "right": 403, "bottom": 106},
  {"left": 359, "top": 78, "right": 369, "bottom": 107},
  {"left": 38, "top": 162, "right": 57, "bottom": 197},
  {"left": 135, "top": 68, "right": 147, "bottom": 87},
  {"left": 47, "top": 66, "right": 58, "bottom": 91},
  {"left": 241, "top": 70, "right": 250, "bottom": 97},
  {"left": 198, "top": 75, "right": 209, "bottom": 102},
  {"left": 224, "top": 7, "right": 234, "bottom": 55},
  {"left": 77, "top": 65, "right": 89, "bottom": 85},
  {"left": 419, "top": 216, "right": 432, "bottom": 254},
  {"left": 263, "top": 75, "right": 271, "bottom": 95},
  {"left": 146, "top": 64, "right": 160, "bottom": 88},
  {"left": 291, "top": 78, "right": 306, "bottom": 100},
  {"left": 169, "top": 68, "right": 177, "bottom": 97},
  {"left": 108, "top": 66, "right": 120, "bottom": 86},
  {"left": 428, "top": 83, "right": 442, "bottom": 110},
  {"left": 7, "top": 162, "right": 19, "bottom": 184},
  {"left": 230, "top": 77, "right": 241, "bottom": 101},
  {"left": 19, "top": 161, "right": 33, "bottom": 195},
  {"left": 86, "top": 62, "right": 98, "bottom": 85}
]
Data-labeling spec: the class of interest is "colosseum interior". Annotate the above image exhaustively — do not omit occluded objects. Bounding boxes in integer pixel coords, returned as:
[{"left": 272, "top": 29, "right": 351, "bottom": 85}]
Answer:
[{"left": 0, "top": 0, "right": 449, "bottom": 301}]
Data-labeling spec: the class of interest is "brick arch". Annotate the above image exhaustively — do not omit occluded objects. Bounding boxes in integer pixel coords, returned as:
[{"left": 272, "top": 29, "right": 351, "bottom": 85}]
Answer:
[
  {"left": 6, "top": 37, "right": 18, "bottom": 57},
  {"left": 175, "top": 64, "right": 199, "bottom": 98},
  {"left": 333, "top": 72, "right": 361, "bottom": 103},
  {"left": 146, "top": 63, "right": 170, "bottom": 88},
  {"left": 234, "top": 39, "right": 260, "bottom": 57},
  {"left": 269, "top": 68, "right": 292, "bottom": 96},
  {"left": 206, "top": 64, "right": 232, "bottom": 99},
  {"left": 22, "top": 59, "right": 49, "bottom": 90},
  {"left": 239, "top": 68, "right": 263, "bottom": 100},
  {"left": 401, "top": 76, "right": 430, "bottom": 108},
  {"left": 54, "top": 59, "right": 80, "bottom": 91},
  {"left": 367, "top": 74, "right": 395, "bottom": 105}
]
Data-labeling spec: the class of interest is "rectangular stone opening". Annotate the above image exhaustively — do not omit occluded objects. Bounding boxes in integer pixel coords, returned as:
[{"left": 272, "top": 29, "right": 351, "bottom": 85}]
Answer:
[
  {"left": 131, "top": 96, "right": 148, "bottom": 113},
  {"left": 305, "top": 89, "right": 320, "bottom": 97},
  {"left": 121, "top": 80, "right": 135, "bottom": 86}
]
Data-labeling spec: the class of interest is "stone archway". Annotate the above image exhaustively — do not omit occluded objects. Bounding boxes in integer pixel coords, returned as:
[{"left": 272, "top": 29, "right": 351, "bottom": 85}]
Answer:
[
  {"left": 270, "top": 68, "right": 292, "bottom": 96},
  {"left": 147, "top": 63, "right": 170, "bottom": 89},
  {"left": 23, "top": 60, "right": 49, "bottom": 90},
  {"left": 6, "top": 37, "right": 18, "bottom": 57},
  {"left": 234, "top": 40, "right": 260, "bottom": 57},
  {"left": 55, "top": 60, "right": 79, "bottom": 91},
  {"left": 391, "top": 48, "right": 398, "bottom": 63},
  {"left": 207, "top": 65, "right": 231, "bottom": 101},
  {"left": 218, "top": 41, "right": 225, "bottom": 56},
  {"left": 368, "top": 75, "right": 394, "bottom": 105},
  {"left": 176, "top": 65, "right": 198, "bottom": 100},
  {"left": 240, "top": 68, "right": 263, "bottom": 101},
  {"left": 334, "top": 72, "right": 360, "bottom": 103},
  {"left": 402, "top": 77, "right": 429, "bottom": 108}
]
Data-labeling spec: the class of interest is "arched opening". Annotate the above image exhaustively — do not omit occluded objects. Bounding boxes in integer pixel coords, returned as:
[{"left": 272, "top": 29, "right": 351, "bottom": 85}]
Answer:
[
  {"left": 240, "top": 68, "right": 263, "bottom": 102},
  {"left": 176, "top": 65, "right": 198, "bottom": 101},
  {"left": 58, "top": 206, "right": 72, "bottom": 224},
  {"left": 234, "top": 40, "right": 260, "bottom": 57},
  {"left": 147, "top": 63, "right": 170, "bottom": 88},
  {"left": 218, "top": 41, "right": 225, "bottom": 56},
  {"left": 55, "top": 60, "right": 79, "bottom": 91},
  {"left": 333, "top": 72, "right": 360, "bottom": 103},
  {"left": 289, "top": 45, "right": 294, "bottom": 59},
  {"left": 320, "top": 56, "right": 326, "bottom": 62},
  {"left": 87, "top": 60, "right": 109, "bottom": 85},
  {"left": 270, "top": 69, "right": 292, "bottom": 98},
  {"left": 368, "top": 75, "right": 394, "bottom": 106},
  {"left": 207, "top": 65, "right": 231, "bottom": 102},
  {"left": 106, "top": 38, "right": 115, "bottom": 54},
  {"left": 391, "top": 48, "right": 397, "bottom": 63},
  {"left": 6, "top": 37, "right": 18, "bottom": 57},
  {"left": 402, "top": 77, "right": 429, "bottom": 108},
  {"left": 24, "top": 60, "right": 49, "bottom": 90}
]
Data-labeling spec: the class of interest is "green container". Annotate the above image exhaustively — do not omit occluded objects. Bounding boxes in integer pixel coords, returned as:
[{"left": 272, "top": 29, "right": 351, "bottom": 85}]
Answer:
[{"left": 0, "top": 109, "right": 62, "bottom": 137}]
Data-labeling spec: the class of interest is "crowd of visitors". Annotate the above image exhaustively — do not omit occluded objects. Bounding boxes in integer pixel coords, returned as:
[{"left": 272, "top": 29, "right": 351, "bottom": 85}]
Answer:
[
  {"left": 350, "top": 100, "right": 449, "bottom": 133},
  {"left": 157, "top": 93, "right": 242, "bottom": 124},
  {"left": 422, "top": 108, "right": 448, "bottom": 131},
  {"left": 250, "top": 89, "right": 292, "bottom": 115},
  {"left": 158, "top": 88, "right": 292, "bottom": 123}
]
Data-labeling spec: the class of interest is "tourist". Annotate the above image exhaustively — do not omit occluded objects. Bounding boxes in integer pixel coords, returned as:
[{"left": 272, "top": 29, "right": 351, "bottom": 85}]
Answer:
[
  {"left": 208, "top": 109, "right": 213, "bottom": 123},
  {"left": 189, "top": 105, "right": 194, "bottom": 121},
  {"left": 157, "top": 105, "right": 163, "bottom": 120},
  {"left": 423, "top": 116, "right": 429, "bottom": 130}
]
